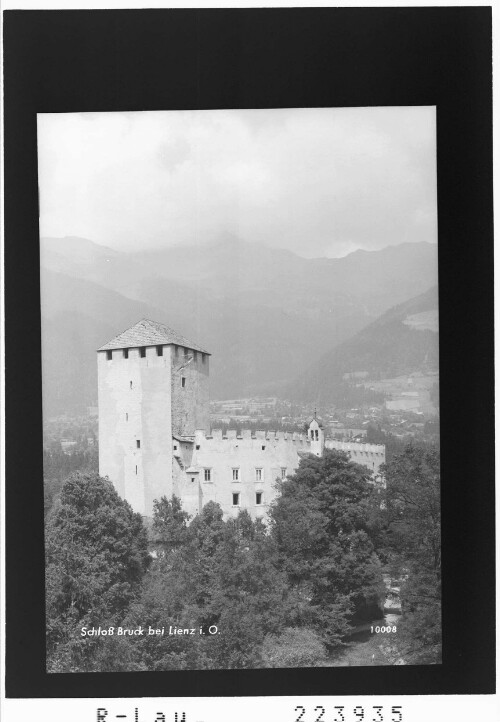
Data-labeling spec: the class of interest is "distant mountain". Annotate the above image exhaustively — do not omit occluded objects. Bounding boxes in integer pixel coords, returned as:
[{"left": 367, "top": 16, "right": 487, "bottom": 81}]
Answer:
[
  {"left": 40, "top": 267, "right": 364, "bottom": 415},
  {"left": 41, "top": 235, "right": 437, "bottom": 315},
  {"left": 41, "top": 236, "right": 147, "bottom": 297},
  {"left": 287, "top": 286, "right": 439, "bottom": 404},
  {"left": 39, "top": 236, "right": 438, "bottom": 414},
  {"left": 40, "top": 269, "right": 173, "bottom": 416},
  {"left": 42, "top": 235, "right": 123, "bottom": 268}
]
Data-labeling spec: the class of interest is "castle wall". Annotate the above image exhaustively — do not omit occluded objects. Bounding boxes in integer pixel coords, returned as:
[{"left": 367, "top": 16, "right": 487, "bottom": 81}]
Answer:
[
  {"left": 98, "top": 345, "right": 174, "bottom": 516},
  {"left": 171, "top": 433, "right": 386, "bottom": 519},
  {"left": 172, "top": 438, "right": 198, "bottom": 512},
  {"left": 171, "top": 347, "right": 210, "bottom": 437},
  {"left": 324, "top": 439, "right": 386, "bottom": 477},
  {"left": 177, "top": 430, "right": 308, "bottom": 519}
]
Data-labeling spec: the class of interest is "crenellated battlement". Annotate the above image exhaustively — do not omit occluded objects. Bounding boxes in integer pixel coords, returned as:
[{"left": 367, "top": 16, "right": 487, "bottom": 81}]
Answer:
[
  {"left": 325, "top": 439, "right": 385, "bottom": 455},
  {"left": 324, "top": 439, "right": 386, "bottom": 479},
  {"left": 196, "top": 428, "right": 308, "bottom": 444},
  {"left": 192, "top": 431, "right": 384, "bottom": 460}
]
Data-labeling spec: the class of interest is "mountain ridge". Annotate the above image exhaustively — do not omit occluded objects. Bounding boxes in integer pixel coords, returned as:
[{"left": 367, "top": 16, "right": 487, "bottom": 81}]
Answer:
[
  {"left": 39, "top": 236, "right": 438, "bottom": 414},
  {"left": 287, "top": 286, "right": 439, "bottom": 404}
]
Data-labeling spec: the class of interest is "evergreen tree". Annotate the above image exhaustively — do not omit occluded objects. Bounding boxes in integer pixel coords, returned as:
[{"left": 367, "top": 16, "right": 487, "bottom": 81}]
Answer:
[
  {"left": 201, "top": 511, "right": 290, "bottom": 668},
  {"left": 151, "top": 495, "right": 191, "bottom": 554},
  {"left": 269, "top": 450, "right": 385, "bottom": 646},
  {"left": 128, "top": 504, "right": 292, "bottom": 670},
  {"left": 382, "top": 443, "right": 441, "bottom": 663},
  {"left": 122, "top": 502, "right": 225, "bottom": 671},
  {"left": 45, "top": 472, "right": 150, "bottom": 672}
]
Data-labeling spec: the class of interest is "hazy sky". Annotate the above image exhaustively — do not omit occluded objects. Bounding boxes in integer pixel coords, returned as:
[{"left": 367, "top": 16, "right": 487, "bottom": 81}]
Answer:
[{"left": 38, "top": 107, "right": 437, "bottom": 258}]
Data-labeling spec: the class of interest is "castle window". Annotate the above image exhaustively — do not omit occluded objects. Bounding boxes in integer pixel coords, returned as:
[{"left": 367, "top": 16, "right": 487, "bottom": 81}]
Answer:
[
  {"left": 256, "top": 492, "right": 263, "bottom": 506},
  {"left": 232, "top": 493, "right": 240, "bottom": 506},
  {"left": 204, "top": 468, "right": 211, "bottom": 481},
  {"left": 139, "top": 347, "right": 146, "bottom": 358},
  {"left": 315, "top": 430, "right": 319, "bottom": 440},
  {"left": 126, "top": 413, "right": 128, "bottom": 422},
  {"left": 255, "top": 468, "right": 262, "bottom": 482},
  {"left": 173, "top": 445, "right": 177, "bottom": 451},
  {"left": 281, "top": 467, "right": 287, "bottom": 479},
  {"left": 261, "top": 445, "right": 266, "bottom": 451},
  {"left": 156, "top": 345, "right": 163, "bottom": 357},
  {"left": 196, "top": 444, "right": 200, "bottom": 450},
  {"left": 232, "top": 468, "right": 239, "bottom": 481},
  {"left": 135, "top": 465, "right": 138, "bottom": 475},
  {"left": 106, "top": 350, "right": 112, "bottom": 360},
  {"left": 136, "top": 440, "right": 141, "bottom": 449},
  {"left": 130, "top": 381, "right": 133, "bottom": 389},
  {"left": 123, "top": 349, "right": 128, "bottom": 359},
  {"left": 181, "top": 377, "right": 186, "bottom": 388}
]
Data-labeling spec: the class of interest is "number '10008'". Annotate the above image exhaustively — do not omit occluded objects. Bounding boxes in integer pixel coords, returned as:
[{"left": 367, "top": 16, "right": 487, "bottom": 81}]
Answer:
[{"left": 371, "top": 625, "right": 397, "bottom": 633}]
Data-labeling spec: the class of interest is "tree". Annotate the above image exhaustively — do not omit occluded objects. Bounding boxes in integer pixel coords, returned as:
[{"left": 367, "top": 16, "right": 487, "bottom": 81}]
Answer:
[
  {"left": 261, "top": 627, "right": 327, "bottom": 668},
  {"left": 269, "top": 450, "right": 385, "bottom": 647},
  {"left": 365, "top": 424, "right": 406, "bottom": 462},
  {"left": 124, "top": 501, "right": 227, "bottom": 671},
  {"left": 127, "top": 503, "right": 293, "bottom": 670},
  {"left": 151, "top": 495, "right": 190, "bottom": 554},
  {"left": 381, "top": 443, "right": 441, "bottom": 663},
  {"left": 201, "top": 511, "right": 291, "bottom": 668},
  {"left": 45, "top": 472, "right": 151, "bottom": 672},
  {"left": 43, "top": 445, "right": 98, "bottom": 518}
]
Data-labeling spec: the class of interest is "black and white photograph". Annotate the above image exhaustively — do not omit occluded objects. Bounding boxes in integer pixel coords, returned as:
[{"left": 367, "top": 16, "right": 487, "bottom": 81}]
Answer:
[
  {"left": 38, "top": 106, "right": 441, "bottom": 672},
  {"left": 3, "top": 5, "right": 494, "bottom": 713}
]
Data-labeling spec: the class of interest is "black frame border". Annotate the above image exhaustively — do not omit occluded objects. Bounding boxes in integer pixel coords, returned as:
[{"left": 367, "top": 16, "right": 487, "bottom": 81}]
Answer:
[{"left": 4, "top": 7, "right": 495, "bottom": 698}]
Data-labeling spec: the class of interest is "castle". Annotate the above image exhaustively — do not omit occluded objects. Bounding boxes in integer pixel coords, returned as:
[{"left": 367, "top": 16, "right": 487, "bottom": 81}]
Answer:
[{"left": 98, "top": 319, "right": 385, "bottom": 519}]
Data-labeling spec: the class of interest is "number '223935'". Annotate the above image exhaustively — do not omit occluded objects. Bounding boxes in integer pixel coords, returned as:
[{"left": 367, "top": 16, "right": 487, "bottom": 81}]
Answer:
[{"left": 294, "top": 705, "right": 403, "bottom": 722}]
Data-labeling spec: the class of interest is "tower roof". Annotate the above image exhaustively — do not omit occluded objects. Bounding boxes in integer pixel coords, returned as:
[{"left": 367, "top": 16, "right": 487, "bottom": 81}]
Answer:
[
  {"left": 98, "top": 319, "right": 210, "bottom": 354},
  {"left": 308, "top": 414, "right": 324, "bottom": 428}
]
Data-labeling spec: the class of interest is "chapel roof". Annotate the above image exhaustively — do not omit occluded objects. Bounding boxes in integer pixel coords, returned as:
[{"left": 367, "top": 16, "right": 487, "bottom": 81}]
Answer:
[{"left": 98, "top": 319, "right": 210, "bottom": 354}]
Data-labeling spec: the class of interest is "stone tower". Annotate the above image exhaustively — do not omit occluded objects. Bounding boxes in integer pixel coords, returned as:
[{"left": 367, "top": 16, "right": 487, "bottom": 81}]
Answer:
[{"left": 97, "top": 319, "right": 210, "bottom": 516}]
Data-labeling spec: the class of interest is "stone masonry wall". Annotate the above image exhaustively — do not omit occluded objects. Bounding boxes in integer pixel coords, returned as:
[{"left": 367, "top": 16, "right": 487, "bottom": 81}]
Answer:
[
  {"left": 171, "top": 347, "right": 210, "bottom": 437},
  {"left": 98, "top": 345, "right": 174, "bottom": 516},
  {"left": 175, "top": 429, "right": 308, "bottom": 519},
  {"left": 325, "top": 439, "right": 386, "bottom": 477}
]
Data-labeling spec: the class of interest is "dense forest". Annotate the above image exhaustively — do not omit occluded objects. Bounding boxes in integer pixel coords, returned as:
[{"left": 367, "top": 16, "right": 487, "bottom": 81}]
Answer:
[{"left": 45, "top": 445, "right": 441, "bottom": 671}]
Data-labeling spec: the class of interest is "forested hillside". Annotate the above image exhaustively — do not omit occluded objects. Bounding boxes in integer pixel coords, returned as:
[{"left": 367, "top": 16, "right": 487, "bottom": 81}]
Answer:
[
  {"left": 40, "top": 237, "right": 437, "bottom": 414},
  {"left": 288, "top": 286, "right": 438, "bottom": 404}
]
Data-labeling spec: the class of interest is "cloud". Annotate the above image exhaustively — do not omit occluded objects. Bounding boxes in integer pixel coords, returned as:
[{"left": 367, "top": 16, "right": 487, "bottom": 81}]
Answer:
[
  {"left": 37, "top": 107, "right": 437, "bottom": 258},
  {"left": 157, "top": 136, "right": 191, "bottom": 172}
]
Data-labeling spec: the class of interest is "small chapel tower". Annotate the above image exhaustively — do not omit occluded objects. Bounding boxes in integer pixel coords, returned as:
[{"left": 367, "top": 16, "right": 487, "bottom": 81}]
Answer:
[
  {"left": 97, "top": 319, "right": 210, "bottom": 516},
  {"left": 307, "top": 414, "right": 325, "bottom": 457}
]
